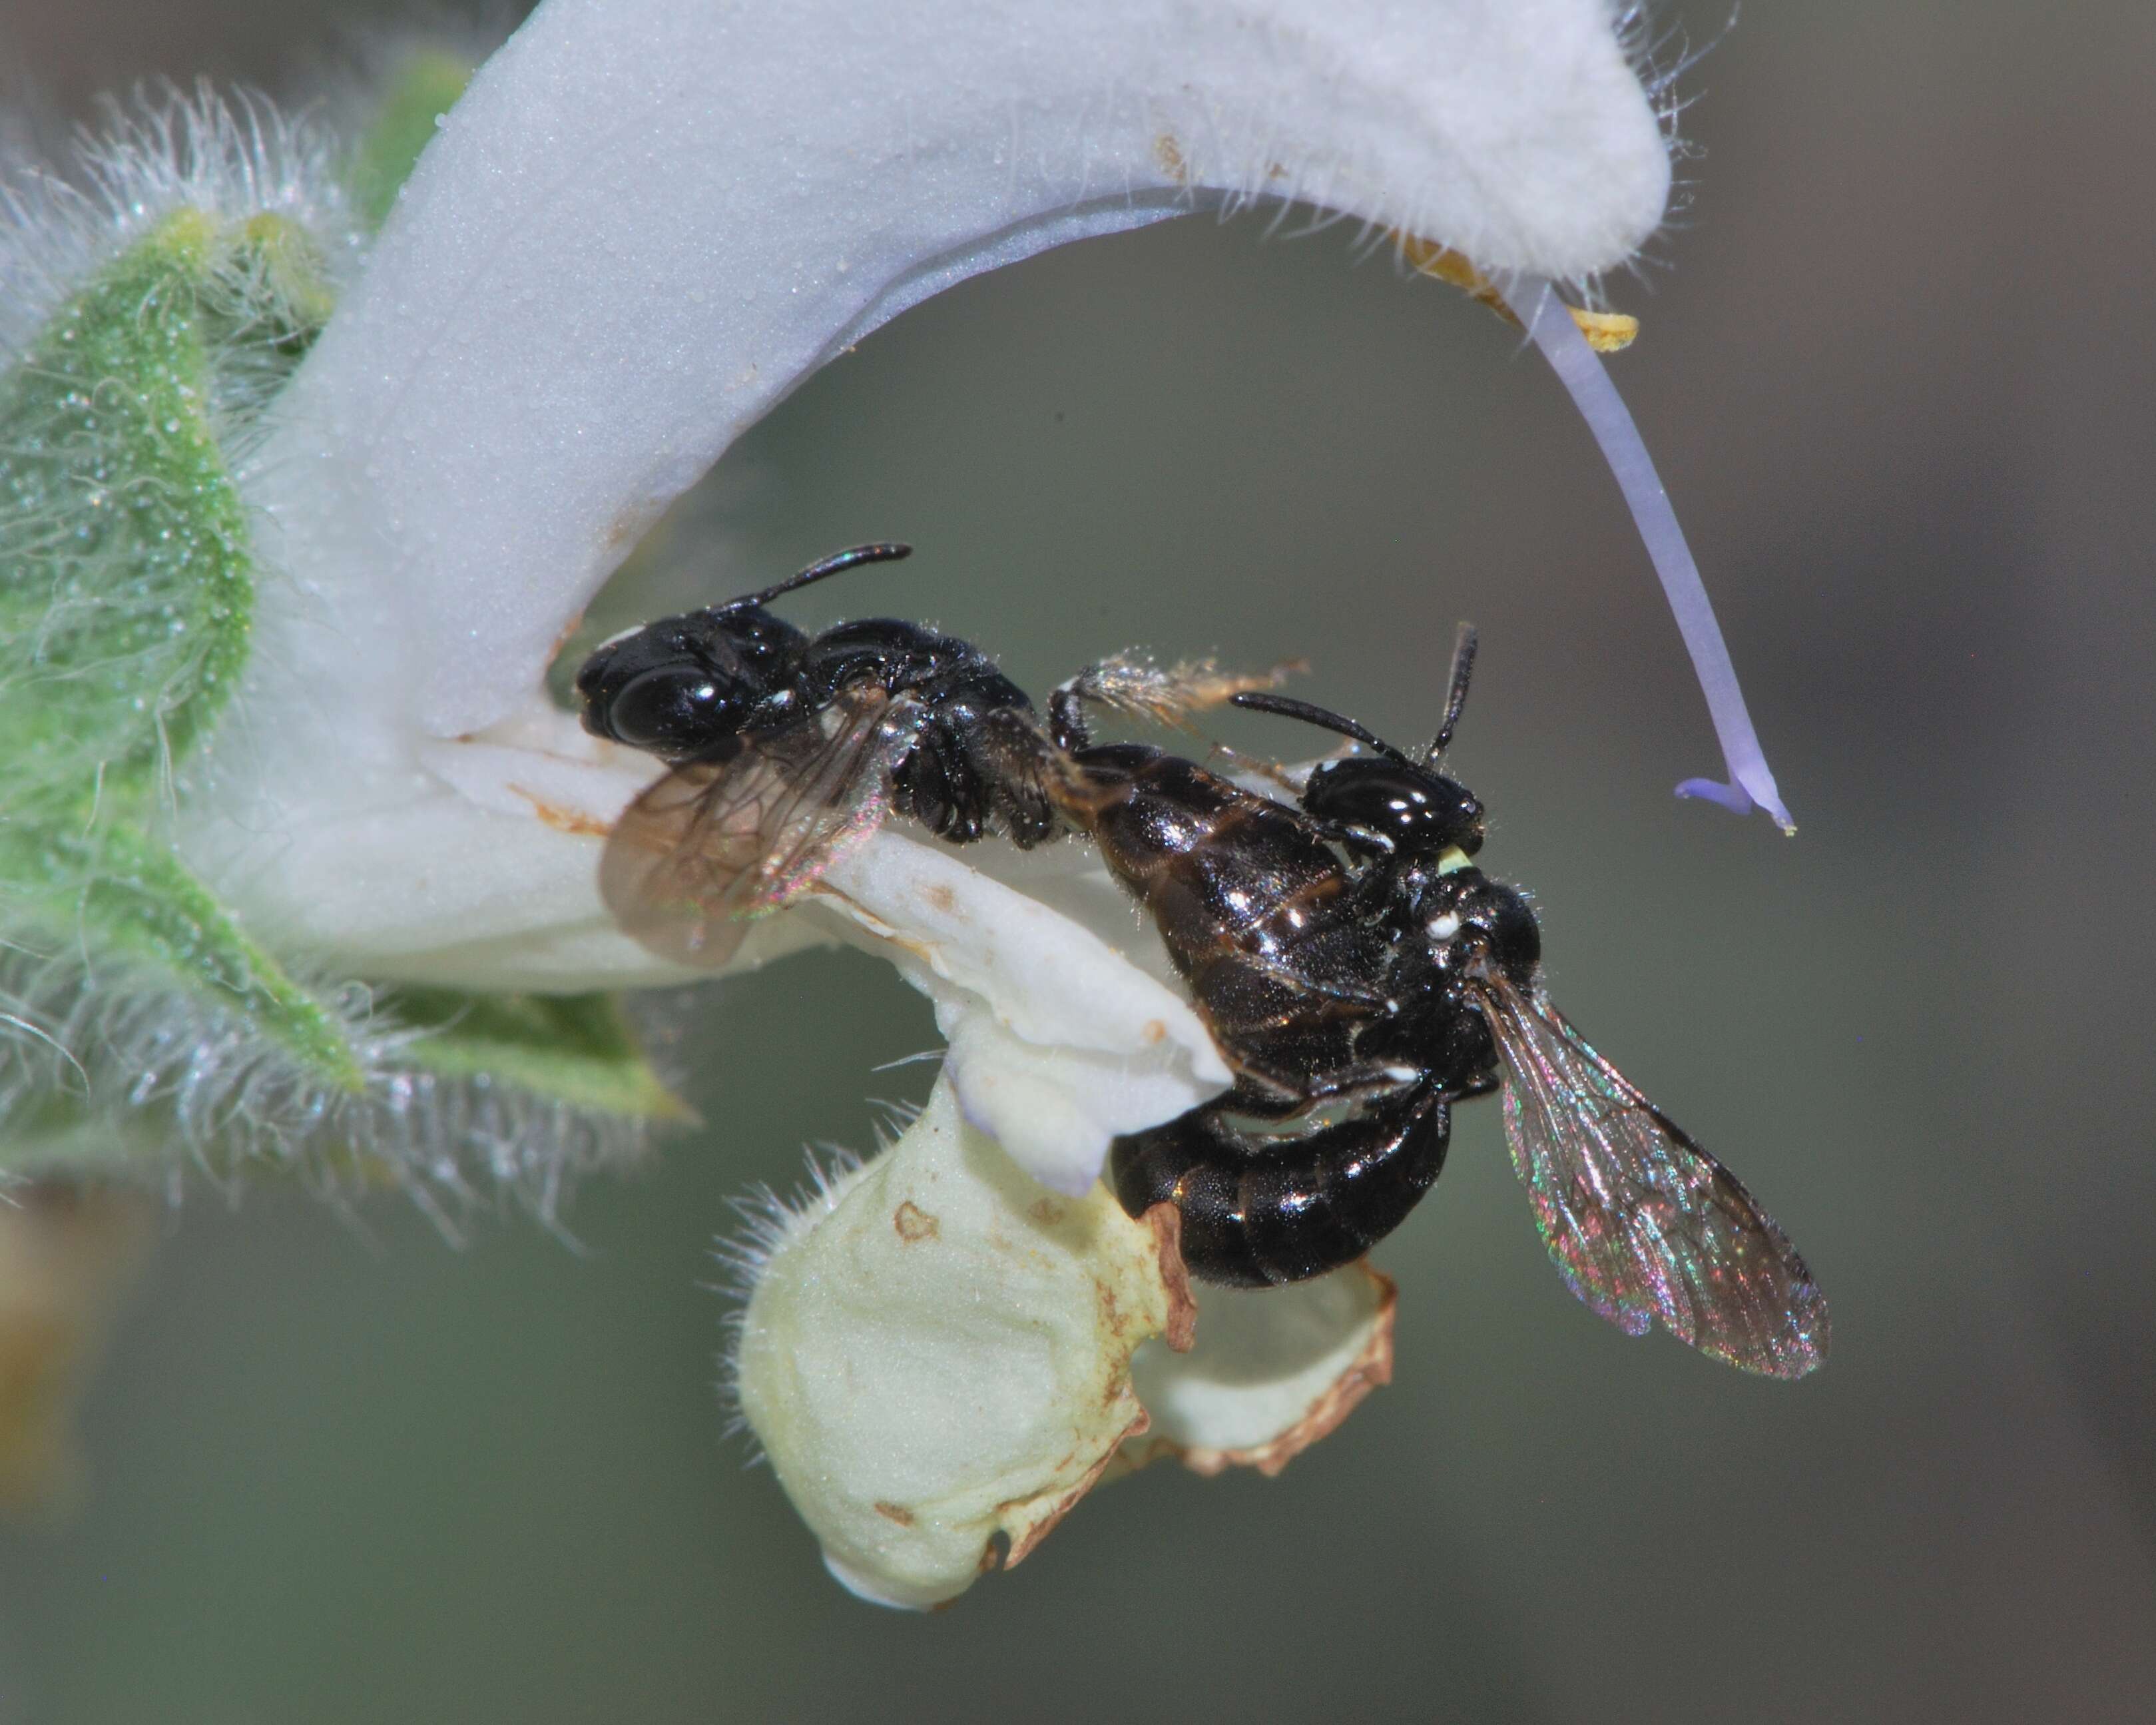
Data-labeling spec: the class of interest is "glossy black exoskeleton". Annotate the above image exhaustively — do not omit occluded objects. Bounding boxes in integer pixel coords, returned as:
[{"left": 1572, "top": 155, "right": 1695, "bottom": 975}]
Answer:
[
  {"left": 1045, "top": 643, "right": 1512, "bottom": 1288},
  {"left": 577, "top": 543, "right": 1055, "bottom": 846},
  {"left": 1049, "top": 639, "right": 1828, "bottom": 1378},
  {"left": 578, "top": 544, "right": 1057, "bottom": 968}
]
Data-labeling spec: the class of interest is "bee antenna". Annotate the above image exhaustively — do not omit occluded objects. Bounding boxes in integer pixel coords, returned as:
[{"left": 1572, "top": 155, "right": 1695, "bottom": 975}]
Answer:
[
  {"left": 719, "top": 542, "right": 914, "bottom": 610},
  {"left": 1426, "top": 623, "right": 1478, "bottom": 763},
  {"left": 1230, "top": 691, "right": 1415, "bottom": 767}
]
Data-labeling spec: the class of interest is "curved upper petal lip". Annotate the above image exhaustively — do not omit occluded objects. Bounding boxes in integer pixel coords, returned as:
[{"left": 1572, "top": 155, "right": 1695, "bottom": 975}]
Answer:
[
  {"left": 236, "top": 0, "right": 1668, "bottom": 763},
  {"left": 188, "top": 0, "right": 1671, "bottom": 1002}
]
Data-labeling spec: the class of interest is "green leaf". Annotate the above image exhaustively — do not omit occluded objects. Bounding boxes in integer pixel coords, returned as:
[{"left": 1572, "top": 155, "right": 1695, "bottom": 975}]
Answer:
[
  {"left": 0, "top": 823, "right": 366, "bottom": 1094},
  {"left": 382, "top": 990, "right": 690, "bottom": 1124},
  {"left": 0, "top": 166, "right": 682, "bottom": 1193},
  {"left": 0, "top": 204, "right": 381, "bottom": 1178},
  {"left": 0, "top": 209, "right": 331, "bottom": 819},
  {"left": 0, "top": 203, "right": 372, "bottom": 1172}
]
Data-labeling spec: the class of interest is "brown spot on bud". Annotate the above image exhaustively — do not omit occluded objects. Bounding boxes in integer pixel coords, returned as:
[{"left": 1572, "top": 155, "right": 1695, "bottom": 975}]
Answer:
[{"left": 893, "top": 1200, "right": 940, "bottom": 1243}]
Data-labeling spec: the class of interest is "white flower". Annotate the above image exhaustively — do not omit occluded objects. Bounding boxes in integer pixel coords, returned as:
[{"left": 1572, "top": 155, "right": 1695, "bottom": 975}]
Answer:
[
  {"left": 1, "top": 0, "right": 1789, "bottom": 1580},
  {"left": 178, "top": 0, "right": 1678, "bottom": 997},
  {"left": 174, "top": 0, "right": 1715, "bottom": 1192}
]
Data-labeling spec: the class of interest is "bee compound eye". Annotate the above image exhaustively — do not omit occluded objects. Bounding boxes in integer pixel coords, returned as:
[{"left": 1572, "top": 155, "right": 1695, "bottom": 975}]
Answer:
[{"left": 603, "top": 665, "right": 728, "bottom": 755}]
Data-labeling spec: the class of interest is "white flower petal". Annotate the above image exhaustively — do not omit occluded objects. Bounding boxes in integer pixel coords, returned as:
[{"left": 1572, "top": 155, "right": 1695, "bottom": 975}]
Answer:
[
  {"left": 263, "top": 0, "right": 1667, "bottom": 740},
  {"left": 190, "top": 0, "right": 1667, "bottom": 973},
  {"left": 736, "top": 1073, "right": 1407, "bottom": 1604},
  {"left": 1125, "top": 1262, "right": 1396, "bottom": 1475},
  {"left": 180, "top": 701, "right": 697, "bottom": 986},
  {"left": 733, "top": 1074, "right": 1195, "bottom": 1610},
  {"left": 811, "top": 831, "right": 1230, "bottom": 1194}
]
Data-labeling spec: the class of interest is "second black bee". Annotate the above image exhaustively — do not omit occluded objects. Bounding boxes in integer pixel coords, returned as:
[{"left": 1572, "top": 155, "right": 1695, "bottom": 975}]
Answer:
[
  {"left": 1049, "top": 643, "right": 1828, "bottom": 1379},
  {"left": 577, "top": 543, "right": 1057, "bottom": 965}
]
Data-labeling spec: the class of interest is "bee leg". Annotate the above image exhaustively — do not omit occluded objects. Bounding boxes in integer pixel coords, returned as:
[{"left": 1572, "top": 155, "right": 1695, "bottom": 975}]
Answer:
[
  {"left": 1109, "top": 1084, "right": 1450, "bottom": 1287},
  {"left": 963, "top": 707, "right": 1069, "bottom": 849},
  {"left": 1058, "top": 654, "right": 1302, "bottom": 734},
  {"left": 1047, "top": 679, "right": 1092, "bottom": 751},
  {"left": 1049, "top": 659, "right": 1307, "bottom": 793},
  {"left": 895, "top": 721, "right": 973, "bottom": 841},
  {"left": 903, "top": 707, "right": 1053, "bottom": 844}
]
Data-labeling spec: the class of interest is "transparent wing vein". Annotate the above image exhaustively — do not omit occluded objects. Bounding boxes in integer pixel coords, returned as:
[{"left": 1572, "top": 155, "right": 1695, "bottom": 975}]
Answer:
[
  {"left": 1478, "top": 980, "right": 1829, "bottom": 1379},
  {"left": 599, "top": 686, "right": 928, "bottom": 969}
]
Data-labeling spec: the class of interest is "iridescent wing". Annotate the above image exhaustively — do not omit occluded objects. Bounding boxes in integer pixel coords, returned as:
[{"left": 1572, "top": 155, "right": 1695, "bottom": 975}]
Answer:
[
  {"left": 601, "top": 685, "right": 929, "bottom": 968},
  {"left": 1475, "top": 979, "right": 1830, "bottom": 1379}
]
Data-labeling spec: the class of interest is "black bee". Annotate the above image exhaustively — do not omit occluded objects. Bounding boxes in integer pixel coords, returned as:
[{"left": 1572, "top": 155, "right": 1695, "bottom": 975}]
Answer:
[
  {"left": 576, "top": 543, "right": 1057, "bottom": 966},
  {"left": 1050, "top": 636, "right": 1828, "bottom": 1379}
]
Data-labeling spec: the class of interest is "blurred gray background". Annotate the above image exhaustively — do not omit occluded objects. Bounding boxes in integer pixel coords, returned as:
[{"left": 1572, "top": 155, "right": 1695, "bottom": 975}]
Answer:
[{"left": 5, "top": 2, "right": 2152, "bottom": 1720}]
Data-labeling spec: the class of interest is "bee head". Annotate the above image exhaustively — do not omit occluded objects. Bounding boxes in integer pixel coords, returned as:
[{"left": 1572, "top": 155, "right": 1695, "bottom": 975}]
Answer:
[
  {"left": 1302, "top": 755, "right": 1485, "bottom": 859},
  {"left": 575, "top": 603, "right": 808, "bottom": 759}
]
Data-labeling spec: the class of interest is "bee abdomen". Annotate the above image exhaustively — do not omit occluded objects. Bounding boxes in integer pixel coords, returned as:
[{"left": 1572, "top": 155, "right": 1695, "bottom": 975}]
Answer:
[{"left": 1109, "top": 1085, "right": 1450, "bottom": 1287}]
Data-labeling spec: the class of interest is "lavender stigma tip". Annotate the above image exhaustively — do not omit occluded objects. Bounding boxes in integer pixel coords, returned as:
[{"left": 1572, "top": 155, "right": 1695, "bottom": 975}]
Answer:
[{"left": 1499, "top": 274, "right": 1795, "bottom": 835}]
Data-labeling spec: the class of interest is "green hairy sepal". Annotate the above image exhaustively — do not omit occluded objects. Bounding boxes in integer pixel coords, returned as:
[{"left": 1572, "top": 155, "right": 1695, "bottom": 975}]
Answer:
[
  {"left": 0, "top": 208, "right": 272, "bottom": 814},
  {"left": 0, "top": 85, "right": 676, "bottom": 1203}
]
